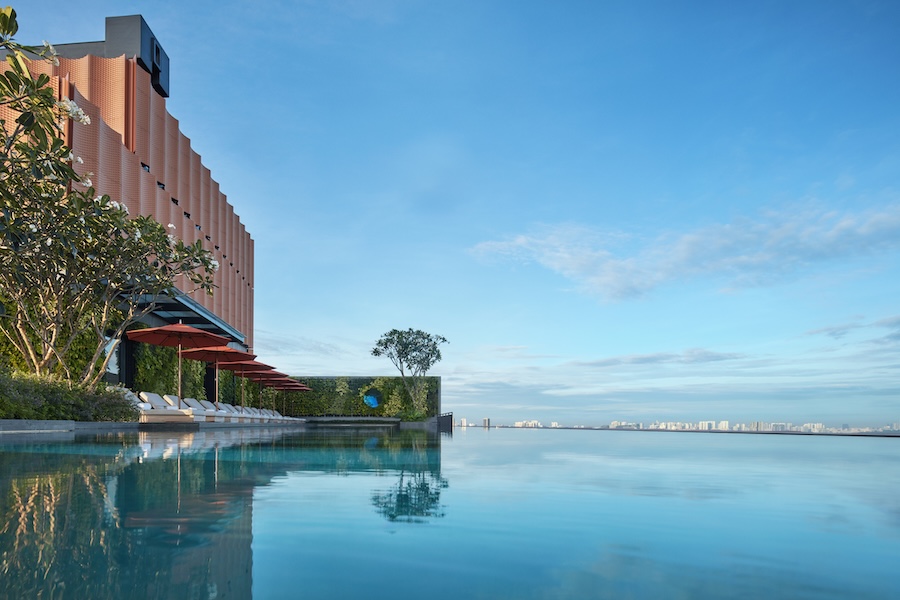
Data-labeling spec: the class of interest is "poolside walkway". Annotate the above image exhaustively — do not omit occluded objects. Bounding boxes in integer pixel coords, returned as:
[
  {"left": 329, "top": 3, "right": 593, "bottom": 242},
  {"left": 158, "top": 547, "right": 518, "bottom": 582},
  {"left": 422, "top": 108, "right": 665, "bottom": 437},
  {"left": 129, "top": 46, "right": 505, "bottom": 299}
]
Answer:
[{"left": 0, "top": 418, "right": 307, "bottom": 435}]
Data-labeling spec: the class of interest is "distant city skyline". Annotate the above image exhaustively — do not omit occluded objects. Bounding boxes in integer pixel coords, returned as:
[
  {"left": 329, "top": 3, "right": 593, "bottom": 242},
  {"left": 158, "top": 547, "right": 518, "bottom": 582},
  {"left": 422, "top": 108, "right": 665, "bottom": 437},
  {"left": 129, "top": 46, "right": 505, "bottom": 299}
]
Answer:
[
  {"left": 458, "top": 416, "right": 900, "bottom": 434},
  {"left": 20, "top": 1, "right": 900, "bottom": 424}
]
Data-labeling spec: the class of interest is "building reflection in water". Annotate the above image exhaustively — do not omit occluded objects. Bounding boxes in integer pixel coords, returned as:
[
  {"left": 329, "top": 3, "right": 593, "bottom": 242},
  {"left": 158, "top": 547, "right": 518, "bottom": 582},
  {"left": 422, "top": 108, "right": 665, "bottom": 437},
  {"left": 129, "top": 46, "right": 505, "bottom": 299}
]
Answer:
[{"left": 0, "top": 427, "right": 445, "bottom": 599}]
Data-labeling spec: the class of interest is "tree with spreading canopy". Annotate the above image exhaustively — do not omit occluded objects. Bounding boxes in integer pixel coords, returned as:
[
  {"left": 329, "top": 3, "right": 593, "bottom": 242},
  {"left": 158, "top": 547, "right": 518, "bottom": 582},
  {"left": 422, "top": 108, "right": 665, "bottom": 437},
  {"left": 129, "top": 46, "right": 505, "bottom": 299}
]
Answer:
[{"left": 371, "top": 328, "right": 447, "bottom": 418}]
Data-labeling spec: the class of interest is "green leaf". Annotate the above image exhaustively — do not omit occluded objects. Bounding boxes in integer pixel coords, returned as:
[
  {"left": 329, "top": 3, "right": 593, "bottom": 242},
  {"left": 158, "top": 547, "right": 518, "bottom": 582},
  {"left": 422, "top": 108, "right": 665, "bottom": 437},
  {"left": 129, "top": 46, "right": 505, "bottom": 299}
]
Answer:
[
  {"left": 11, "top": 51, "right": 31, "bottom": 78},
  {"left": 15, "top": 111, "right": 34, "bottom": 129},
  {"left": 0, "top": 7, "right": 18, "bottom": 37}
]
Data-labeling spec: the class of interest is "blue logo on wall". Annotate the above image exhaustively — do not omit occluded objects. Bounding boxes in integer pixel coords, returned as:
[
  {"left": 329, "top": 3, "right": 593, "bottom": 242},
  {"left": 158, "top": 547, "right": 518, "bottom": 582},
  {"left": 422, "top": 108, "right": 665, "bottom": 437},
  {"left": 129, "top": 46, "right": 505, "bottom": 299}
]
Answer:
[{"left": 363, "top": 389, "right": 382, "bottom": 408}]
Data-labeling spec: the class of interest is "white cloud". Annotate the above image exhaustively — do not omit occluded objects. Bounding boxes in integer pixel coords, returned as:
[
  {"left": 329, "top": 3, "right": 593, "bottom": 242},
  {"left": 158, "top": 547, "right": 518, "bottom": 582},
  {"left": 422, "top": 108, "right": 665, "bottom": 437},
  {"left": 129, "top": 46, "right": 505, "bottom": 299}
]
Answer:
[
  {"left": 253, "top": 329, "right": 350, "bottom": 359},
  {"left": 471, "top": 205, "right": 900, "bottom": 299},
  {"left": 573, "top": 348, "right": 747, "bottom": 369},
  {"left": 807, "top": 320, "right": 865, "bottom": 340}
]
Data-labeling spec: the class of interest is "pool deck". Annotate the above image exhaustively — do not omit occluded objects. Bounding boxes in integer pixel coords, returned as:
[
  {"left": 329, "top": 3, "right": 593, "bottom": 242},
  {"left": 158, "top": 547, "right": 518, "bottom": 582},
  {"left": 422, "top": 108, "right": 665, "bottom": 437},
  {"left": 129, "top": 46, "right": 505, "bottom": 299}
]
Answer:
[
  {"left": 0, "top": 416, "right": 438, "bottom": 435},
  {"left": 0, "top": 418, "right": 306, "bottom": 435},
  {"left": 305, "top": 416, "right": 401, "bottom": 428}
]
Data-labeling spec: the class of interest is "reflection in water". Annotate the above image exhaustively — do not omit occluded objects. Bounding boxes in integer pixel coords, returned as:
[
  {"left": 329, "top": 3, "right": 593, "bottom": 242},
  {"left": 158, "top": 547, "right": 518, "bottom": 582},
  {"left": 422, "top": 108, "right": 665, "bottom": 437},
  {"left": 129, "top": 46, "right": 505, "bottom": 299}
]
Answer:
[
  {"left": 361, "top": 428, "right": 448, "bottom": 522},
  {"left": 372, "top": 471, "right": 448, "bottom": 522},
  {"left": 0, "top": 428, "right": 444, "bottom": 599},
  {"left": 6, "top": 428, "right": 896, "bottom": 599}
]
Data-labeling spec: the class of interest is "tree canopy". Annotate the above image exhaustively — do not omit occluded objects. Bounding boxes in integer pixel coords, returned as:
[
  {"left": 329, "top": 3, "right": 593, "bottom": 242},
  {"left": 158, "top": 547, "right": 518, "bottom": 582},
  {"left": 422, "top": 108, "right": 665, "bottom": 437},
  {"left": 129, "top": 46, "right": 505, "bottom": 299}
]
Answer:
[{"left": 371, "top": 328, "right": 447, "bottom": 417}]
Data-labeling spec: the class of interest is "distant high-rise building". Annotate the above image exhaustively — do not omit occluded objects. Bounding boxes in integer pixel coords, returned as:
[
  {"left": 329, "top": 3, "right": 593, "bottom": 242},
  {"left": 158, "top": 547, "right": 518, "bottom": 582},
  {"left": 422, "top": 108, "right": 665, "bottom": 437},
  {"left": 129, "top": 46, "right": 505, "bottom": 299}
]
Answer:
[{"left": 483, "top": 418, "right": 491, "bottom": 428}]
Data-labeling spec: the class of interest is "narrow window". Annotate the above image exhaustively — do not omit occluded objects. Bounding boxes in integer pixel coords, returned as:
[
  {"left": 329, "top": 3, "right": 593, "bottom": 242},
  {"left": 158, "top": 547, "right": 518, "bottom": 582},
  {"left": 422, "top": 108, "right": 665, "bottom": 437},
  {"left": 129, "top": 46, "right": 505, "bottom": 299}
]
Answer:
[
  {"left": 183, "top": 211, "right": 190, "bottom": 219},
  {"left": 157, "top": 181, "right": 165, "bottom": 190},
  {"left": 171, "top": 197, "right": 179, "bottom": 205},
  {"left": 141, "top": 163, "right": 150, "bottom": 172}
]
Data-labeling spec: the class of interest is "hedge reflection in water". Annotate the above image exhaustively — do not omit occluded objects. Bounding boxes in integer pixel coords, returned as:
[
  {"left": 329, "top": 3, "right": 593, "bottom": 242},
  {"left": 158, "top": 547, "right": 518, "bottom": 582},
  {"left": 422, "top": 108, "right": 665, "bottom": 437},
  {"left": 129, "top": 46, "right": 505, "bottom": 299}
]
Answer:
[{"left": 0, "top": 428, "right": 445, "bottom": 599}]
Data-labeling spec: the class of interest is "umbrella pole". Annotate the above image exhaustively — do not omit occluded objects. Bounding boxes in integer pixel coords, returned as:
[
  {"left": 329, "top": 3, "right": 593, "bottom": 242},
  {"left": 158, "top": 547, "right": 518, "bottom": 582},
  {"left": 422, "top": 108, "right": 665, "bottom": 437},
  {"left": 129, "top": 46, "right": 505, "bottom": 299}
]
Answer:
[
  {"left": 177, "top": 342, "right": 183, "bottom": 407},
  {"left": 214, "top": 360, "right": 220, "bottom": 410},
  {"left": 214, "top": 360, "right": 219, "bottom": 410}
]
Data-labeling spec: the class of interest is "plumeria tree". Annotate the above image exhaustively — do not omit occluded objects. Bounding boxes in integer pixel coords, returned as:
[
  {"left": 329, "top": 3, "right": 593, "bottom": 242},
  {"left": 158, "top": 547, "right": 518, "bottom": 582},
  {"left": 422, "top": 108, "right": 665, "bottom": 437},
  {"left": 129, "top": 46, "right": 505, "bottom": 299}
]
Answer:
[
  {"left": 0, "top": 7, "right": 217, "bottom": 389},
  {"left": 371, "top": 329, "right": 447, "bottom": 417}
]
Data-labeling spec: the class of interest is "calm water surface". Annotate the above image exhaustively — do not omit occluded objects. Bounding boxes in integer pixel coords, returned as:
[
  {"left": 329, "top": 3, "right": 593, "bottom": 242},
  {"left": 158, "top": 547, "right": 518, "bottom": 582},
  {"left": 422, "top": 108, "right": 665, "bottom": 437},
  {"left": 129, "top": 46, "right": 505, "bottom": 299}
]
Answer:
[{"left": 0, "top": 427, "right": 897, "bottom": 599}]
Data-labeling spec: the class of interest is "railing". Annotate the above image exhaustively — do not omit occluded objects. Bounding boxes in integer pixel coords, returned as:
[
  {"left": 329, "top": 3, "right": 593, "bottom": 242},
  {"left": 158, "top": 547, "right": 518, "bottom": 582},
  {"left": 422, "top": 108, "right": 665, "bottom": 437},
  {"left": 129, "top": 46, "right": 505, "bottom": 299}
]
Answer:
[{"left": 437, "top": 412, "right": 453, "bottom": 434}]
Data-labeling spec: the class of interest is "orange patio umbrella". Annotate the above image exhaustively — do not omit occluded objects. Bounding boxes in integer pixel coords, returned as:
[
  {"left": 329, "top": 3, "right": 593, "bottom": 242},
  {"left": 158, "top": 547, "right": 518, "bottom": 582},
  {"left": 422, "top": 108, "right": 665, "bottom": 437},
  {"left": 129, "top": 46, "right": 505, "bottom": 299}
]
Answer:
[
  {"left": 265, "top": 380, "right": 310, "bottom": 415},
  {"left": 217, "top": 360, "right": 275, "bottom": 374},
  {"left": 126, "top": 323, "right": 230, "bottom": 405},
  {"left": 215, "top": 359, "right": 279, "bottom": 407},
  {"left": 179, "top": 346, "right": 256, "bottom": 409},
  {"left": 241, "top": 371, "right": 296, "bottom": 410}
]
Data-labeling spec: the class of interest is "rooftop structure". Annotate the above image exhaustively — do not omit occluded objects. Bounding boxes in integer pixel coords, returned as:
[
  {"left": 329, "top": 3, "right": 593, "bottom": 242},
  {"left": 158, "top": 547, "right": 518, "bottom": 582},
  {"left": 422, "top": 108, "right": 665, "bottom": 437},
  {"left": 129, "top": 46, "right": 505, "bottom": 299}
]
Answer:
[{"left": 26, "top": 16, "right": 254, "bottom": 360}]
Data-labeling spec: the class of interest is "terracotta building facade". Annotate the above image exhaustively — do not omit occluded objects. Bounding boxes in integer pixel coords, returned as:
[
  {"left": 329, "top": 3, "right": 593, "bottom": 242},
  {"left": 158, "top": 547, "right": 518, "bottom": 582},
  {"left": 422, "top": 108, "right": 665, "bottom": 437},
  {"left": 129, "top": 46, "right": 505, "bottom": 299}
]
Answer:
[{"left": 30, "top": 15, "right": 254, "bottom": 350}]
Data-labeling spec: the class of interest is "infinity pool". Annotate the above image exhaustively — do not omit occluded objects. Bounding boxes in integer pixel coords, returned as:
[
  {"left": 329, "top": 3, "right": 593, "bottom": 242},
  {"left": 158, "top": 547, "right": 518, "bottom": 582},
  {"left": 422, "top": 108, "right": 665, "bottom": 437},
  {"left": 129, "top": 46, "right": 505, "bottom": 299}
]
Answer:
[{"left": 0, "top": 427, "right": 897, "bottom": 599}]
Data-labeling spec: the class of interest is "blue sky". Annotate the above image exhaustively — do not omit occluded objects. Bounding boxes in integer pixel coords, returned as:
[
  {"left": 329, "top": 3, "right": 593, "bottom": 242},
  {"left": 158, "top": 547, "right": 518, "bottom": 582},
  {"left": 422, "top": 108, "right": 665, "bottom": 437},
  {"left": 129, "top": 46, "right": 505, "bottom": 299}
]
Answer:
[{"left": 20, "top": 1, "right": 900, "bottom": 426}]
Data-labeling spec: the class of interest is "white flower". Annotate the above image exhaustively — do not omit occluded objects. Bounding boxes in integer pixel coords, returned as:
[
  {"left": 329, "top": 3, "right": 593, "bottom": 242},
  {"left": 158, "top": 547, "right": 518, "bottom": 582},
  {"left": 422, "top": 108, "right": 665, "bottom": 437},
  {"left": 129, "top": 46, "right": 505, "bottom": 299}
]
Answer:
[
  {"left": 56, "top": 98, "right": 91, "bottom": 125},
  {"left": 134, "top": 230, "right": 141, "bottom": 239},
  {"left": 167, "top": 234, "right": 178, "bottom": 245},
  {"left": 168, "top": 223, "right": 176, "bottom": 229},
  {"left": 43, "top": 40, "right": 59, "bottom": 66},
  {"left": 79, "top": 216, "right": 85, "bottom": 224},
  {"left": 29, "top": 224, "right": 37, "bottom": 232},
  {"left": 210, "top": 259, "right": 219, "bottom": 271},
  {"left": 81, "top": 178, "right": 92, "bottom": 188},
  {"left": 45, "top": 238, "right": 52, "bottom": 247},
  {"left": 76, "top": 156, "right": 84, "bottom": 164}
]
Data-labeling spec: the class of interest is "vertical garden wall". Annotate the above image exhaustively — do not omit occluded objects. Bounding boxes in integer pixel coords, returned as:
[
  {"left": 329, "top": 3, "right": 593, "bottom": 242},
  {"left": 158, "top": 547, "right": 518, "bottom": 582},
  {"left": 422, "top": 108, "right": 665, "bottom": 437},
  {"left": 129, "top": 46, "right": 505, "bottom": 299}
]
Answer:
[{"left": 291, "top": 376, "right": 441, "bottom": 420}]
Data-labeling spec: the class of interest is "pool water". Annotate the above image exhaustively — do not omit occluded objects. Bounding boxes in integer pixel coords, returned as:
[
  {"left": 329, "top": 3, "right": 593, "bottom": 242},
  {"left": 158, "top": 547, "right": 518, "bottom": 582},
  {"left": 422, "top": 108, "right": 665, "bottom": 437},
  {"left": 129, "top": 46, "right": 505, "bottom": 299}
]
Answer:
[{"left": 0, "top": 427, "right": 897, "bottom": 599}]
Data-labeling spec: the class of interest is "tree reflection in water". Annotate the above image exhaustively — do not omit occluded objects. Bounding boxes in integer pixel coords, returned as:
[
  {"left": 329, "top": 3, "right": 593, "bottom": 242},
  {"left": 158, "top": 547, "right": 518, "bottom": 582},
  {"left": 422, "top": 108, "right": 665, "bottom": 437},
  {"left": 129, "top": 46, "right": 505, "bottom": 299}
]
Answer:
[
  {"left": 372, "top": 470, "right": 448, "bottom": 522},
  {"left": 0, "top": 427, "right": 447, "bottom": 598}
]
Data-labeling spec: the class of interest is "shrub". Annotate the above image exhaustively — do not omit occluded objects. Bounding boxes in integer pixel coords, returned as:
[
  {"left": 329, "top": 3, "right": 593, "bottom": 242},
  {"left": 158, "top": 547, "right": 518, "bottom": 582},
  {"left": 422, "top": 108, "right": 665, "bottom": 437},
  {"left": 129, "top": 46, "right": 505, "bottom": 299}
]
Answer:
[{"left": 0, "top": 369, "right": 138, "bottom": 421}]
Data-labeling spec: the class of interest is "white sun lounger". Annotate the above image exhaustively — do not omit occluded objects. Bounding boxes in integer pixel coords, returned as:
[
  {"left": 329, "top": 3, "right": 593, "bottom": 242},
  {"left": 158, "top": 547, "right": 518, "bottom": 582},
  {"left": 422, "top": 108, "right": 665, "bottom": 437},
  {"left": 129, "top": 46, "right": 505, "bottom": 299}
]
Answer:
[{"left": 136, "top": 392, "right": 194, "bottom": 423}]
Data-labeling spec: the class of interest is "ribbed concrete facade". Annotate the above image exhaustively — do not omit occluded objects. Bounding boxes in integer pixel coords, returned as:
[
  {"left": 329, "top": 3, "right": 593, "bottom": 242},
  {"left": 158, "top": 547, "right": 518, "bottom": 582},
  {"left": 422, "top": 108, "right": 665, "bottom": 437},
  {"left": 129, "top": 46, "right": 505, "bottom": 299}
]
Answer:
[{"left": 27, "top": 54, "right": 254, "bottom": 348}]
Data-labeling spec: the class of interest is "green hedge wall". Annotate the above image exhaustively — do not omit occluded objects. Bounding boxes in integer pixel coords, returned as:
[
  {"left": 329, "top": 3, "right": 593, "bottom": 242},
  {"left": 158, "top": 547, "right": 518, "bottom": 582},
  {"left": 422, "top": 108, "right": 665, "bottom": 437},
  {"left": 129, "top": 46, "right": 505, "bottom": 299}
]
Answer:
[
  {"left": 289, "top": 376, "right": 441, "bottom": 420},
  {"left": 132, "top": 343, "right": 207, "bottom": 401}
]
